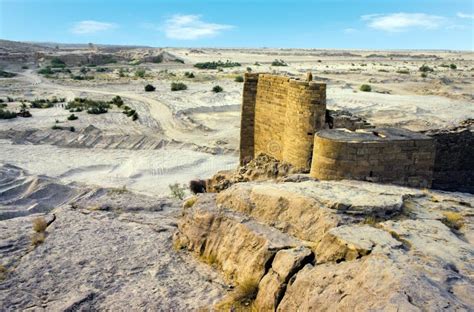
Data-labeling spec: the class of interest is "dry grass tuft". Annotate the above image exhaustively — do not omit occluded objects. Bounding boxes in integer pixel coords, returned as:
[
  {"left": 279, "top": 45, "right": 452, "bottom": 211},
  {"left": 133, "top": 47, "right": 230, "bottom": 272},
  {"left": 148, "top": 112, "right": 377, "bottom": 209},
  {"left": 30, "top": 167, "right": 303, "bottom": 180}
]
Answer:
[
  {"left": 216, "top": 278, "right": 260, "bottom": 311},
  {"left": 442, "top": 211, "right": 464, "bottom": 231},
  {"left": 108, "top": 185, "right": 128, "bottom": 195},
  {"left": 200, "top": 253, "right": 219, "bottom": 268},
  {"left": 183, "top": 196, "right": 197, "bottom": 209},
  {"left": 31, "top": 232, "right": 46, "bottom": 247},
  {"left": 0, "top": 264, "right": 7, "bottom": 281},
  {"left": 32, "top": 217, "right": 48, "bottom": 233}
]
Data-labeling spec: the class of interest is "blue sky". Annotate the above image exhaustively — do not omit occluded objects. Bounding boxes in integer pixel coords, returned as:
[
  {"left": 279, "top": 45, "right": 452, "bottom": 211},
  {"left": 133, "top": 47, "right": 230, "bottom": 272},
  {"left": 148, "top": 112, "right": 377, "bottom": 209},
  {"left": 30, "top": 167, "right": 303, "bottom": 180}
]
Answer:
[{"left": 0, "top": 0, "right": 473, "bottom": 50}]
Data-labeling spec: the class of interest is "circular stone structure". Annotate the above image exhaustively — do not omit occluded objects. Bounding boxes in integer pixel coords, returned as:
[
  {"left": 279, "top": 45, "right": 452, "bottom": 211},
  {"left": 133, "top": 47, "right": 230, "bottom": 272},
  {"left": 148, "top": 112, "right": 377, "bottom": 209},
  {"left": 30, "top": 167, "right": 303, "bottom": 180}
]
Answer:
[{"left": 309, "top": 128, "right": 435, "bottom": 188}]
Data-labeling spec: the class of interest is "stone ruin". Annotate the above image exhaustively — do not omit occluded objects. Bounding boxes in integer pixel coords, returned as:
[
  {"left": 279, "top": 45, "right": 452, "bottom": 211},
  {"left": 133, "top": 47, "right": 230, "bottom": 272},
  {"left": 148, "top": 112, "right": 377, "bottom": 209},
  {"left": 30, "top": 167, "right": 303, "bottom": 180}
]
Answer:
[{"left": 240, "top": 73, "right": 473, "bottom": 191}]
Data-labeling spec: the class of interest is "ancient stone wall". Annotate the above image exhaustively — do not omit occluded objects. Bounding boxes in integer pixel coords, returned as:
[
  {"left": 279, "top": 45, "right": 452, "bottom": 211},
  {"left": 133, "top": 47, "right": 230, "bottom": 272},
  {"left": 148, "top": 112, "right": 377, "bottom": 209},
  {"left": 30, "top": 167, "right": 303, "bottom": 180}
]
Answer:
[
  {"left": 310, "top": 128, "right": 435, "bottom": 188},
  {"left": 240, "top": 73, "right": 326, "bottom": 171},
  {"left": 425, "top": 123, "right": 474, "bottom": 193}
]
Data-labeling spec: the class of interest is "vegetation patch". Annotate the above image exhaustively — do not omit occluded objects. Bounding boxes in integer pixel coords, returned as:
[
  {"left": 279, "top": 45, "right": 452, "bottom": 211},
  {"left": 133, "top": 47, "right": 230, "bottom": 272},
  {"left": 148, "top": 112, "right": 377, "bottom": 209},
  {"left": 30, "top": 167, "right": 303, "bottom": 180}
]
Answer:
[
  {"left": 135, "top": 68, "right": 146, "bottom": 78},
  {"left": 419, "top": 64, "right": 434, "bottom": 72},
  {"left": 0, "top": 70, "right": 16, "bottom": 78},
  {"left": 212, "top": 85, "right": 223, "bottom": 93},
  {"left": 359, "top": 84, "right": 372, "bottom": 92},
  {"left": 171, "top": 82, "right": 188, "bottom": 91},
  {"left": 183, "top": 196, "right": 197, "bottom": 209},
  {"left": 67, "top": 114, "right": 78, "bottom": 121},
  {"left": 442, "top": 211, "right": 464, "bottom": 231},
  {"left": 123, "top": 107, "right": 139, "bottom": 121},
  {"left": 169, "top": 183, "right": 186, "bottom": 200},
  {"left": 184, "top": 72, "right": 195, "bottom": 78},
  {"left": 235, "top": 75, "right": 244, "bottom": 82},
  {"left": 0, "top": 109, "right": 17, "bottom": 119},
  {"left": 216, "top": 279, "right": 260, "bottom": 311},
  {"left": 144, "top": 84, "right": 156, "bottom": 92},
  {"left": 66, "top": 98, "right": 111, "bottom": 114},
  {"left": 50, "top": 57, "right": 66, "bottom": 68},
  {"left": 0, "top": 264, "right": 7, "bottom": 281},
  {"left": 194, "top": 60, "right": 241, "bottom": 70},
  {"left": 396, "top": 69, "right": 410, "bottom": 74},
  {"left": 271, "top": 59, "right": 288, "bottom": 66},
  {"left": 30, "top": 97, "right": 65, "bottom": 108}
]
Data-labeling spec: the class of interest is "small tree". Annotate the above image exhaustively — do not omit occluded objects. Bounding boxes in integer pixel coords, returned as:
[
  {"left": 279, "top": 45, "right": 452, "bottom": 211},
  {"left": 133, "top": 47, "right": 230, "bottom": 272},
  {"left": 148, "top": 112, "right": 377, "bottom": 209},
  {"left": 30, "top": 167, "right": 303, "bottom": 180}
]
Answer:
[
  {"left": 212, "top": 85, "right": 223, "bottom": 93},
  {"left": 169, "top": 183, "right": 186, "bottom": 200},
  {"left": 450, "top": 64, "right": 457, "bottom": 70},
  {"left": 67, "top": 114, "right": 78, "bottom": 120},
  {"left": 144, "top": 84, "right": 156, "bottom": 92},
  {"left": 235, "top": 75, "right": 244, "bottom": 82}
]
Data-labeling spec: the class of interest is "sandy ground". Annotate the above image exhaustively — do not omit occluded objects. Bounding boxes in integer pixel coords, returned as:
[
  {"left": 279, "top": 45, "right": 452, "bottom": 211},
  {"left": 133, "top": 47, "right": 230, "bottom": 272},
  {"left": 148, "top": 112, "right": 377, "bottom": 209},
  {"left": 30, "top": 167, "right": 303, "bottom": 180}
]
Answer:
[{"left": 0, "top": 48, "right": 473, "bottom": 196}]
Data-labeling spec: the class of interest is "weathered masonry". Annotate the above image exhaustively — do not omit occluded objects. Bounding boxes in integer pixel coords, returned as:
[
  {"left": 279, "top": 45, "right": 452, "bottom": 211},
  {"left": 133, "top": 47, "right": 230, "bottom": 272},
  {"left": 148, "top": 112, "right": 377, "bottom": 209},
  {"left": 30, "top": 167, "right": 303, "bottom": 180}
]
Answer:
[
  {"left": 425, "top": 121, "right": 474, "bottom": 193},
  {"left": 239, "top": 73, "right": 441, "bottom": 189},
  {"left": 310, "top": 128, "right": 436, "bottom": 188},
  {"left": 240, "top": 73, "right": 326, "bottom": 171}
]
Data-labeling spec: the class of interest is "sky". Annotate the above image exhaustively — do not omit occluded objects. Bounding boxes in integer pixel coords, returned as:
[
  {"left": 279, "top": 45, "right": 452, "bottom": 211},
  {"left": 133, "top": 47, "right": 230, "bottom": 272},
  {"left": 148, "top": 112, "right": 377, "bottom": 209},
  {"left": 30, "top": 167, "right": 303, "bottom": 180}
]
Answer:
[{"left": 0, "top": 0, "right": 473, "bottom": 50}]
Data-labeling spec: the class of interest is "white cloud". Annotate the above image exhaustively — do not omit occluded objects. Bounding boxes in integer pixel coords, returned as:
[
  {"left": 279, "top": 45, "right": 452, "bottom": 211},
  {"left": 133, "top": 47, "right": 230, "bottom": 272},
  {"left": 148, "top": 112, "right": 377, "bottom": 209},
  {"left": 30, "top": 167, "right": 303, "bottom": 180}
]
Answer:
[
  {"left": 362, "top": 13, "right": 444, "bottom": 32},
  {"left": 71, "top": 20, "right": 117, "bottom": 34},
  {"left": 164, "top": 14, "right": 233, "bottom": 40},
  {"left": 457, "top": 12, "right": 474, "bottom": 19}
]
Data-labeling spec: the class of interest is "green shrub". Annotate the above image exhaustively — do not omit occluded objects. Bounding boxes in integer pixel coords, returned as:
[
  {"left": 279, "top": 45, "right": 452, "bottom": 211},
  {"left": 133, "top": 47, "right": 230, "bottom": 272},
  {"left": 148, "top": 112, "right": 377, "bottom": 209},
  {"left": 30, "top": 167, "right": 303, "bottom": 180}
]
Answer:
[
  {"left": 52, "top": 125, "right": 61, "bottom": 130},
  {"left": 0, "top": 70, "right": 16, "bottom": 78},
  {"left": 87, "top": 106, "right": 108, "bottom": 114},
  {"left": 360, "top": 84, "right": 372, "bottom": 92},
  {"left": 450, "top": 64, "right": 457, "bottom": 70},
  {"left": 194, "top": 60, "right": 241, "bottom": 70},
  {"left": 66, "top": 97, "right": 110, "bottom": 115},
  {"left": 184, "top": 72, "right": 195, "bottom": 78},
  {"left": 111, "top": 95, "right": 124, "bottom": 107},
  {"left": 212, "top": 85, "right": 223, "bottom": 93},
  {"left": 235, "top": 75, "right": 244, "bottom": 82},
  {"left": 37, "top": 67, "right": 54, "bottom": 75},
  {"left": 419, "top": 64, "right": 433, "bottom": 72},
  {"left": 18, "top": 104, "right": 32, "bottom": 117},
  {"left": 22, "top": 65, "right": 29, "bottom": 69},
  {"left": 246, "top": 67, "right": 252, "bottom": 72},
  {"left": 135, "top": 68, "right": 146, "bottom": 78},
  {"left": 150, "top": 55, "right": 163, "bottom": 63},
  {"left": 0, "top": 109, "right": 17, "bottom": 119},
  {"left": 144, "top": 84, "right": 156, "bottom": 92},
  {"left": 421, "top": 72, "right": 428, "bottom": 78},
  {"left": 67, "top": 114, "right": 78, "bottom": 120},
  {"left": 30, "top": 97, "right": 64, "bottom": 108},
  {"left": 169, "top": 183, "right": 186, "bottom": 200},
  {"left": 396, "top": 69, "right": 410, "bottom": 74},
  {"left": 131, "top": 112, "right": 139, "bottom": 121},
  {"left": 271, "top": 59, "right": 287, "bottom": 66},
  {"left": 171, "top": 82, "right": 187, "bottom": 91},
  {"left": 70, "top": 126, "right": 75, "bottom": 132},
  {"left": 378, "top": 69, "right": 389, "bottom": 72},
  {"left": 96, "top": 67, "right": 108, "bottom": 72},
  {"left": 50, "top": 57, "right": 66, "bottom": 68}
]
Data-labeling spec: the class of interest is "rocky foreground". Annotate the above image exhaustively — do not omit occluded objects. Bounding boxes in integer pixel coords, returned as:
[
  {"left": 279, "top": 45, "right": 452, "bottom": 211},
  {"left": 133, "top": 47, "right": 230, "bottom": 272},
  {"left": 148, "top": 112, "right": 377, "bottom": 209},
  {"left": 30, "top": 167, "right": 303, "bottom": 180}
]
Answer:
[
  {"left": 176, "top": 178, "right": 474, "bottom": 311},
  {"left": 0, "top": 164, "right": 225, "bottom": 310},
  {"left": 1, "top": 163, "right": 473, "bottom": 311}
]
